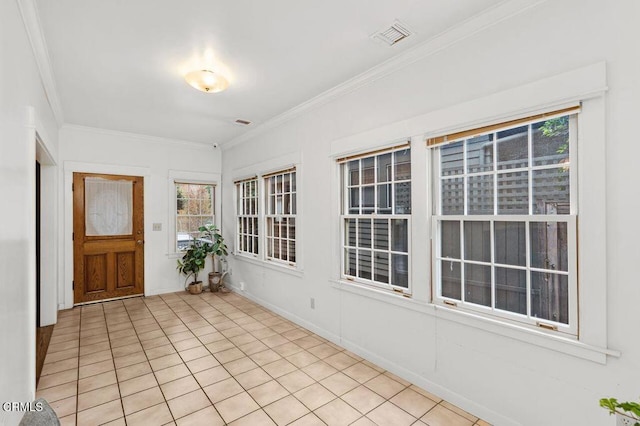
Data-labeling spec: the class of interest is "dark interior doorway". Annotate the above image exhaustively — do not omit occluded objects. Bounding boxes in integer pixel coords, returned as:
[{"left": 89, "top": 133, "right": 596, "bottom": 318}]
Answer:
[{"left": 36, "top": 160, "right": 41, "bottom": 327}]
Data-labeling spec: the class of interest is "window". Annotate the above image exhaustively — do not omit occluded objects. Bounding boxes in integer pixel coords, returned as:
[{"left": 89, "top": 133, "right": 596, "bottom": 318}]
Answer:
[
  {"left": 265, "top": 169, "right": 297, "bottom": 264},
  {"left": 431, "top": 110, "right": 578, "bottom": 335},
  {"left": 236, "top": 178, "right": 259, "bottom": 255},
  {"left": 340, "top": 144, "right": 411, "bottom": 292},
  {"left": 175, "top": 183, "right": 215, "bottom": 251}
]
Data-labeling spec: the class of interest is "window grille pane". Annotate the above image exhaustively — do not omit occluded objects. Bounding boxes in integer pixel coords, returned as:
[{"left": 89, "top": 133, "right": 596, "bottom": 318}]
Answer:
[
  {"left": 374, "top": 252, "right": 389, "bottom": 283},
  {"left": 267, "top": 237, "right": 273, "bottom": 257},
  {"left": 362, "top": 186, "right": 375, "bottom": 213},
  {"left": 291, "top": 172, "right": 296, "bottom": 191},
  {"left": 281, "top": 240, "right": 288, "bottom": 261},
  {"left": 532, "top": 118, "right": 570, "bottom": 167},
  {"left": 283, "top": 173, "right": 291, "bottom": 192},
  {"left": 346, "top": 219, "right": 356, "bottom": 246},
  {"left": 464, "top": 221, "right": 491, "bottom": 262},
  {"left": 391, "top": 219, "right": 408, "bottom": 253},
  {"left": 531, "top": 271, "right": 568, "bottom": 324},
  {"left": 391, "top": 254, "right": 409, "bottom": 288},
  {"left": 497, "top": 171, "right": 529, "bottom": 214},
  {"left": 288, "top": 240, "right": 296, "bottom": 263},
  {"left": 468, "top": 175, "right": 493, "bottom": 215},
  {"left": 394, "top": 149, "right": 411, "bottom": 180},
  {"left": 530, "top": 222, "right": 568, "bottom": 272},
  {"left": 253, "top": 237, "right": 259, "bottom": 254},
  {"left": 495, "top": 267, "right": 527, "bottom": 314},
  {"left": 348, "top": 160, "right": 359, "bottom": 186},
  {"left": 362, "top": 157, "right": 375, "bottom": 184},
  {"left": 291, "top": 194, "right": 296, "bottom": 215},
  {"left": 280, "top": 217, "right": 288, "bottom": 239},
  {"left": 346, "top": 249, "right": 357, "bottom": 276},
  {"left": 466, "top": 134, "right": 494, "bottom": 173},
  {"left": 532, "top": 168, "right": 570, "bottom": 215},
  {"left": 373, "top": 219, "right": 389, "bottom": 250},
  {"left": 394, "top": 182, "right": 411, "bottom": 214},
  {"left": 497, "top": 125, "right": 528, "bottom": 170},
  {"left": 283, "top": 194, "right": 291, "bottom": 214},
  {"left": 358, "top": 250, "right": 372, "bottom": 280},
  {"left": 494, "top": 221, "right": 526, "bottom": 266},
  {"left": 288, "top": 218, "right": 295, "bottom": 241},
  {"left": 441, "top": 220, "right": 460, "bottom": 259},
  {"left": 349, "top": 188, "right": 360, "bottom": 214},
  {"left": 441, "top": 260, "right": 461, "bottom": 300},
  {"left": 377, "top": 184, "right": 391, "bottom": 214},
  {"left": 442, "top": 177, "right": 464, "bottom": 215},
  {"left": 358, "top": 219, "right": 372, "bottom": 248},
  {"left": 465, "top": 263, "right": 491, "bottom": 306},
  {"left": 441, "top": 142, "right": 464, "bottom": 177},
  {"left": 377, "top": 153, "right": 392, "bottom": 182}
]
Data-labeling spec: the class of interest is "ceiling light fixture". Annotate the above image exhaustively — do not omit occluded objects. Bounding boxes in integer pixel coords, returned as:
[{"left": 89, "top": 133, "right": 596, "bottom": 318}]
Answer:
[{"left": 184, "top": 69, "right": 229, "bottom": 93}]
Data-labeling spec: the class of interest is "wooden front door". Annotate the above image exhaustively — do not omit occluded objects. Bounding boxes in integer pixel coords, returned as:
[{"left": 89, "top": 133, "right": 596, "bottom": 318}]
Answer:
[{"left": 73, "top": 173, "right": 144, "bottom": 304}]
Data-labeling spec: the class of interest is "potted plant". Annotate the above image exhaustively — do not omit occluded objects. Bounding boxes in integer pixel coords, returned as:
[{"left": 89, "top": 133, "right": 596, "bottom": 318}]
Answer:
[
  {"left": 200, "top": 224, "right": 228, "bottom": 292},
  {"left": 600, "top": 398, "right": 640, "bottom": 426},
  {"left": 176, "top": 235, "right": 211, "bottom": 294}
]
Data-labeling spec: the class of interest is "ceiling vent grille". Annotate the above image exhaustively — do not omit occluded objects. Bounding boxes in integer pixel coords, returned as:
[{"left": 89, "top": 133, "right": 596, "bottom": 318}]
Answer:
[
  {"left": 371, "top": 20, "right": 413, "bottom": 46},
  {"left": 234, "top": 119, "right": 252, "bottom": 126}
]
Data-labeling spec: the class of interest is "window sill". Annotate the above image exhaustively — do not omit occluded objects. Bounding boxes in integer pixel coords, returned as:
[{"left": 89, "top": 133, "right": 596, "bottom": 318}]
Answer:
[
  {"left": 330, "top": 279, "right": 620, "bottom": 364},
  {"left": 233, "top": 253, "right": 304, "bottom": 278}
]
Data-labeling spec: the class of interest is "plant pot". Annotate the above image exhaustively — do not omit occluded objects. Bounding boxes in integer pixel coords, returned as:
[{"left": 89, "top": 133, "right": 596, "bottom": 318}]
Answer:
[
  {"left": 187, "top": 281, "right": 203, "bottom": 294},
  {"left": 209, "top": 272, "right": 222, "bottom": 292},
  {"left": 617, "top": 414, "right": 639, "bottom": 426}
]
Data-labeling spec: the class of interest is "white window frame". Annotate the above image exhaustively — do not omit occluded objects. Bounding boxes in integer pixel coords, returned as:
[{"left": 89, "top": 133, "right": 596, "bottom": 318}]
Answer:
[
  {"left": 174, "top": 181, "right": 216, "bottom": 252},
  {"left": 264, "top": 169, "right": 297, "bottom": 266},
  {"left": 339, "top": 144, "right": 412, "bottom": 294},
  {"left": 235, "top": 178, "right": 259, "bottom": 257},
  {"left": 431, "top": 113, "right": 579, "bottom": 336}
]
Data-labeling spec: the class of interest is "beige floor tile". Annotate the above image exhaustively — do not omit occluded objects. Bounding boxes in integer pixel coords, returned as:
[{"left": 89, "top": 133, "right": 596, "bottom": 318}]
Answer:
[
  {"left": 142, "top": 336, "right": 172, "bottom": 350},
  {"left": 341, "top": 385, "right": 386, "bottom": 414},
  {"left": 350, "top": 417, "right": 377, "bottom": 426},
  {"left": 78, "top": 359, "right": 114, "bottom": 379},
  {"left": 441, "top": 401, "right": 479, "bottom": 422},
  {"left": 320, "top": 372, "right": 359, "bottom": 396},
  {"left": 79, "top": 341, "right": 110, "bottom": 357},
  {"left": 409, "top": 385, "right": 442, "bottom": 403},
  {"left": 137, "top": 329, "right": 165, "bottom": 342},
  {"left": 277, "top": 370, "right": 315, "bottom": 393},
  {"left": 364, "top": 374, "right": 406, "bottom": 399},
  {"left": 150, "top": 353, "right": 184, "bottom": 371},
  {"left": 77, "top": 383, "right": 120, "bottom": 411},
  {"left": 390, "top": 388, "right": 438, "bottom": 418},
  {"left": 289, "top": 413, "right": 326, "bottom": 426},
  {"left": 116, "top": 361, "right": 152, "bottom": 382},
  {"left": 173, "top": 337, "right": 201, "bottom": 351},
  {"left": 342, "top": 363, "right": 381, "bottom": 384},
  {"left": 198, "top": 331, "right": 226, "bottom": 344},
  {"left": 247, "top": 380, "right": 290, "bottom": 407},
  {"left": 191, "top": 325, "right": 217, "bottom": 336},
  {"left": 43, "top": 348, "right": 79, "bottom": 364},
  {"left": 193, "top": 365, "right": 231, "bottom": 387},
  {"left": 145, "top": 343, "right": 178, "bottom": 360},
  {"left": 202, "top": 377, "right": 244, "bottom": 403},
  {"left": 314, "top": 398, "right": 361, "bottom": 426},
  {"left": 292, "top": 336, "right": 323, "bottom": 350},
  {"left": 37, "top": 368, "right": 78, "bottom": 390},
  {"left": 47, "top": 339, "right": 80, "bottom": 354},
  {"left": 110, "top": 335, "right": 140, "bottom": 349},
  {"left": 111, "top": 342, "right": 143, "bottom": 358},
  {"left": 36, "top": 381, "right": 77, "bottom": 403},
  {"left": 324, "top": 352, "right": 358, "bottom": 371},
  {"left": 122, "top": 386, "right": 165, "bottom": 415},
  {"left": 235, "top": 367, "right": 273, "bottom": 390},
  {"left": 79, "top": 335, "right": 109, "bottom": 348},
  {"left": 238, "top": 340, "right": 269, "bottom": 355},
  {"left": 228, "top": 333, "right": 257, "bottom": 346},
  {"left": 282, "top": 329, "right": 308, "bottom": 341},
  {"left": 307, "top": 343, "right": 340, "bottom": 359},
  {"left": 179, "top": 345, "right": 210, "bottom": 362},
  {"left": 48, "top": 395, "right": 77, "bottom": 418},
  {"left": 215, "top": 391, "right": 260, "bottom": 423},
  {"left": 272, "top": 342, "right": 303, "bottom": 357},
  {"left": 302, "top": 361, "right": 338, "bottom": 381},
  {"left": 176, "top": 406, "right": 225, "bottom": 426},
  {"left": 286, "top": 351, "right": 320, "bottom": 369},
  {"left": 261, "top": 334, "right": 289, "bottom": 348},
  {"left": 76, "top": 399, "right": 123, "bottom": 426},
  {"left": 264, "top": 395, "right": 310, "bottom": 425},
  {"left": 475, "top": 419, "right": 492, "bottom": 426},
  {"left": 224, "top": 357, "right": 259, "bottom": 375},
  {"left": 420, "top": 405, "right": 474, "bottom": 426},
  {"left": 221, "top": 327, "right": 246, "bottom": 338},
  {"left": 293, "top": 383, "right": 336, "bottom": 411},
  {"left": 154, "top": 364, "right": 191, "bottom": 385},
  {"left": 161, "top": 375, "right": 200, "bottom": 400},
  {"left": 206, "top": 339, "right": 236, "bottom": 354},
  {"left": 78, "top": 370, "right": 118, "bottom": 394},
  {"left": 119, "top": 372, "right": 158, "bottom": 397},
  {"left": 78, "top": 349, "right": 112, "bottom": 367},
  {"left": 167, "top": 331, "right": 195, "bottom": 343},
  {"left": 367, "top": 401, "right": 416, "bottom": 426},
  {"left": 214, "top": 347, "right": 246, "bottom": 364},
  {"left": 108, "top": 328, "right": 136, "bottom": 340},
  {"left": 40, "top": 358, "right": 78, "bottom": 377},
  {"left": 58, "top": 414, "right": 76, "bottom": 426},
  {"left": 229, "top": 408, "right": 276, "bottom": 426},
  {"left": 167, "top": 389, "right": 212, "bottom": 420},
  {"left": 113, "top": 351, "right": 147, "bottom": 369},
  {"left": 185, "top": 354, "right": 219, "bottom": 373},
  {"left": 249, "top": 349, "right": 282, "bottom": 366},
  {"left": 126, "top": 402, "right": 173, "bottom": 426},
  {"left": 262, "top": 358, "right": 298, "bottom": 379}
]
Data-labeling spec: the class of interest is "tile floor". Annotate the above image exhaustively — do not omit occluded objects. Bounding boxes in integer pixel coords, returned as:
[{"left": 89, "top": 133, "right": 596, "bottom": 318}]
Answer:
[{"left": 37, "top": 291, "right": 491, "bottom": 426}]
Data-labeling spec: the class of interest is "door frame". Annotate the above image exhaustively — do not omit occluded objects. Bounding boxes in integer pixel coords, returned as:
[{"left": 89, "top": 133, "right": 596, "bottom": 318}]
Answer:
[{"left": 63, "top": 162, "right": 151, "bottom": 309}]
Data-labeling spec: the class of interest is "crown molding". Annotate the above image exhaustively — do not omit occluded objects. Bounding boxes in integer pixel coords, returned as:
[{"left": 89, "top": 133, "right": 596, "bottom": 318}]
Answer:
[
  {"left": 61, "top": 124, "right": 215, "bottom": 150},
  {"left": 223, "top": 0, "right": 548, "bottom": 152},
  {"left": 17, "top": 0, "right": 64, "bottom": 127}
]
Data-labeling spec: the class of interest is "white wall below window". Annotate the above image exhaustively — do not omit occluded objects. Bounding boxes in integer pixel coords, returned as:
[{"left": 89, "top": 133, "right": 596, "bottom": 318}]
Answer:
[{"left": 221, "top": 1, "right": 640, "bottom": 425}]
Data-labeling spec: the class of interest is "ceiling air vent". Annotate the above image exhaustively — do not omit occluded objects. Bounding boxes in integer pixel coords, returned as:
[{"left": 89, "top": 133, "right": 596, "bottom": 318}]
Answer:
[
  {"left": 234, "top": 119, "right": 252, "bottom": 126},
  {"left": 371, "top": 20, "right": 413, "bottom": 46}
]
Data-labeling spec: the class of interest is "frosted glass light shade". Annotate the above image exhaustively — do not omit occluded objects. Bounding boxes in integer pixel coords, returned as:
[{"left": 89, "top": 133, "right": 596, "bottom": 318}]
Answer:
[{"left": 185, "top": 70, "right": 229, "bottom": 93}]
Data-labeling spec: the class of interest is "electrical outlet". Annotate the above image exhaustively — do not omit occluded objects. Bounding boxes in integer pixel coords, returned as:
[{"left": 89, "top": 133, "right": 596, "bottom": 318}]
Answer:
[
  {"left": 152, "top": 223, "right": 162, "bottom": 231},
  {"left": 310, "top": 298, "right": 315, "bottom": 309},
  {"left": 240, "top": 281, "right": 245, "bottom": 291}
]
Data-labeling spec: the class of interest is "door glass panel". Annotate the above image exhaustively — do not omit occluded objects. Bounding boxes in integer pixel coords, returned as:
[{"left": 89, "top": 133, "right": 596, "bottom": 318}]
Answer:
[{"left": 85, "top": 177, "right": 133, "bottom": 236}]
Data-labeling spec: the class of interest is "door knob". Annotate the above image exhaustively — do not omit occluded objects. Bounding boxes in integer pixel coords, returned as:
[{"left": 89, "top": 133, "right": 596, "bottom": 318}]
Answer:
[{"left": 137, "top": 240, "right": 144, "bottom": 245}]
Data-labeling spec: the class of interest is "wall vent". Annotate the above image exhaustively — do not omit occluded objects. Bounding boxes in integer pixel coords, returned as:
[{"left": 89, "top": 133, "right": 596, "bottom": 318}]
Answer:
[
  {"left": 371, "top": 20, "right": 413, "bottom": 46},
  {"left": 234, "top": 119, "right": 252, "bottom": 126}
]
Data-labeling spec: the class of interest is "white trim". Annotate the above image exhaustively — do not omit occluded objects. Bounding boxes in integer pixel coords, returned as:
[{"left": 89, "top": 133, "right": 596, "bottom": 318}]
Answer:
[
  {"left": 222, "top": 0, "right": 550, "bottom": 151},
  {"left": 17, "top": 0, "right": 64, "bottom": 126},
  {"left": 62, "top": 161, "right": 152, "bottom": 309}
]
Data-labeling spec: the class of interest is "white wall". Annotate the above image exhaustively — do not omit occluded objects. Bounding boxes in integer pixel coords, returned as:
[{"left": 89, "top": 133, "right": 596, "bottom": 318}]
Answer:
[
  {"left": 0, "top": 0, "right": 59, "bottom": 423},
  {"left": 58, "top": 126, "right": 222, "bottom": 307},
  {"left": 221, "top": 1, "right": 640, "bottom": 425}
]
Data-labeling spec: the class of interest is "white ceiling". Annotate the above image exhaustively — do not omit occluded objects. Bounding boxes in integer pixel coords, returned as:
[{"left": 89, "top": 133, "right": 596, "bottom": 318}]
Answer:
[{"left": 35, "top": 0, "right": 504, "bottom": 145}]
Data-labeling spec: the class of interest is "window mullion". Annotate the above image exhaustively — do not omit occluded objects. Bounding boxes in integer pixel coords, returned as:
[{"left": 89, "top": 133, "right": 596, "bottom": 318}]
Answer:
[
  {"left": 525, "top": 218, "right": 532, "bottom": 319},
  {"left": 490, "top": 220, "right": 496, "bottom": 310},
  {"left": 460, "top": 219, "right": 466, "bottom": 303},
  {"left": 528, "top": 124, "right": 533, "bottom": 215}
]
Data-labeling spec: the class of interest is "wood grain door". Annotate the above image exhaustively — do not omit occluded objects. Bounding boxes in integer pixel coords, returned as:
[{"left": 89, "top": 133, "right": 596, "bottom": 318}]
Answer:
[{"left": 73, "top": 173, "right": 144, "bottom": 304}]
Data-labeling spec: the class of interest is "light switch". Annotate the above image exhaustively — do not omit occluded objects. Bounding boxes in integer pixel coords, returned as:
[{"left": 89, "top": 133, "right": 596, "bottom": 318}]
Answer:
[{"left": 152, "top": 223, "right": 162, "bottom": 231}]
